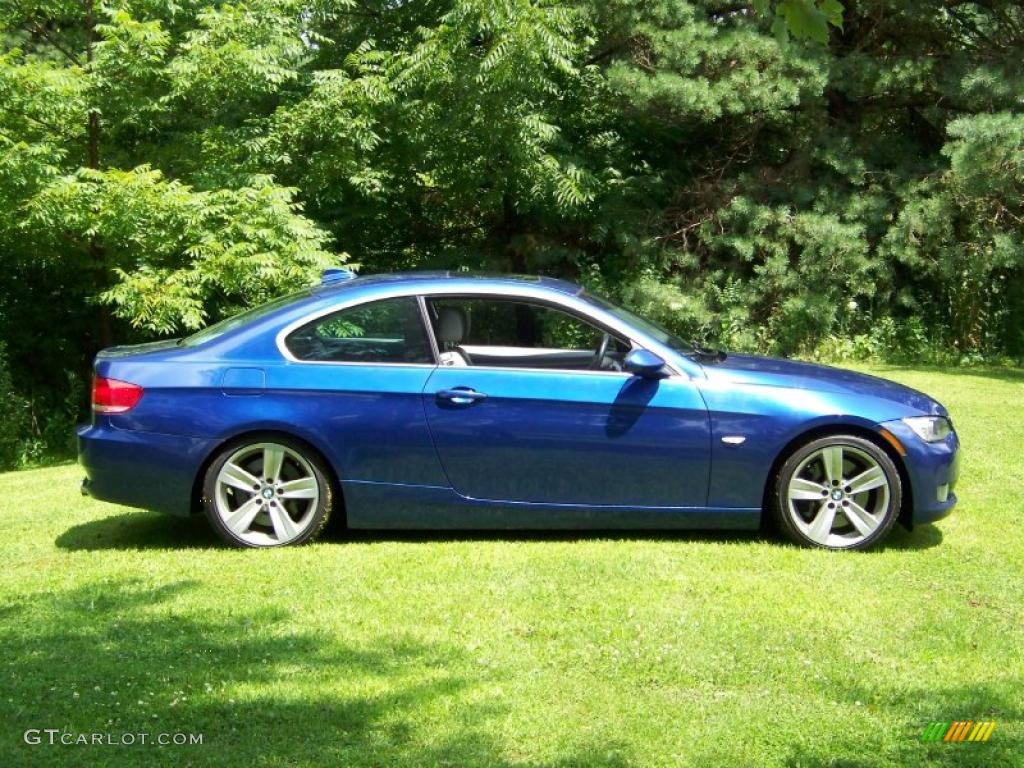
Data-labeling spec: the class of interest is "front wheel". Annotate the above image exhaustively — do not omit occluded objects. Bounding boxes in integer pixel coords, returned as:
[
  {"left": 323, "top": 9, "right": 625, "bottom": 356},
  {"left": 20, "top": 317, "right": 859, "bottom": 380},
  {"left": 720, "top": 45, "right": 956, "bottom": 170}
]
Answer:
[
  {"left": 773, "top": 435, "right": 901, "bottom": 550},
  {"left": 201, "top": 437, "right": 333, "bottom": 548}
]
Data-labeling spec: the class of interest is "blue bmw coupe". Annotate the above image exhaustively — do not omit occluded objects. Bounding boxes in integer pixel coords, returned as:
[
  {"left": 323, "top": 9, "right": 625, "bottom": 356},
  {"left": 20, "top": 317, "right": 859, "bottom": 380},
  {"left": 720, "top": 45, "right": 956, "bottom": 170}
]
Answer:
[{"left": 78, "top": 270, "right": 959, "bottom": 550}]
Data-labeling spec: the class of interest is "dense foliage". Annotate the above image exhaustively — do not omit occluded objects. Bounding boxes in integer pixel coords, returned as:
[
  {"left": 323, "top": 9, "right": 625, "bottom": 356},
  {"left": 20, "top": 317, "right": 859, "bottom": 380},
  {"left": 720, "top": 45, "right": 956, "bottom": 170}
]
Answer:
[{"left": 1, "top": 0, "right": 1022, "bottom": 466}]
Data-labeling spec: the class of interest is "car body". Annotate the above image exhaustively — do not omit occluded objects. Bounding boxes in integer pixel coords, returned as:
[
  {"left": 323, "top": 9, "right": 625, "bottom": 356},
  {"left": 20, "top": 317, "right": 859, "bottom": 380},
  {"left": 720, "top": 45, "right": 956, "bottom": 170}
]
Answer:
[{"left": 78, "top": 271, "right": 960, "bottom": 549}]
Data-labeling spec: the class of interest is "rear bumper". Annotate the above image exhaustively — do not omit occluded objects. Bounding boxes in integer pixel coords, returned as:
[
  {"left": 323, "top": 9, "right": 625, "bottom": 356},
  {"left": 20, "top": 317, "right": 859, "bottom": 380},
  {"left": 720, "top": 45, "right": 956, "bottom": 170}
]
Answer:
[
  {"left": 77, "top": 421, "right": 214, "bottom": 517},
  {"left": 881, "top": 420, "right": 961, "bottom": 526}
]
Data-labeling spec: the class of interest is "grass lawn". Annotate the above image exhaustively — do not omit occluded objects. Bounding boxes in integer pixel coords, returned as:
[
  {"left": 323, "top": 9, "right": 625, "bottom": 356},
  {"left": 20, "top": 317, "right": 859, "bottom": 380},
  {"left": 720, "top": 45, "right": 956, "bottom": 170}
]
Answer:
[{"left": 1, "top": 366, "right": 1022, "bottom": 767}]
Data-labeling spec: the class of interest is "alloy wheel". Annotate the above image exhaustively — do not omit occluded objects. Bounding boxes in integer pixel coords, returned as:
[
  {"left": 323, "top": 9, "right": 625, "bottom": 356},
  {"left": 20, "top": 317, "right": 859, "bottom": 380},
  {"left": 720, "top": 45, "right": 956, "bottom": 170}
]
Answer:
[
  {"left": 786, "top": 444, "right": 892, "bottom": 548},
  {"left": 213, "top": 442, "right": 320, "bottom": 546}
]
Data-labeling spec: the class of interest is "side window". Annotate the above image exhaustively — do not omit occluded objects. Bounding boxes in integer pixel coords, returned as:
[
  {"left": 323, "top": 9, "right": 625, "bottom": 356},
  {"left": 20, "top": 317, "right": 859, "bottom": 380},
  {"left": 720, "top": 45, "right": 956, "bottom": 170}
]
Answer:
[
  {"left": 426, "top": 297, "right": 629, "bottom": 371},
  {"left": 285, "top": 297, "right": 434, "bottom": 364}
]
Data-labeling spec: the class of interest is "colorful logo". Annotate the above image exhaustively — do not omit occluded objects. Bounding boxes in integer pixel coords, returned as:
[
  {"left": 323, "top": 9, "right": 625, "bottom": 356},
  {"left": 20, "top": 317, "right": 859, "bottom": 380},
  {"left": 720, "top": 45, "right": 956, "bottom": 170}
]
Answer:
[{"left": 921, "top": 721, "right": 996, "bottom": 742}]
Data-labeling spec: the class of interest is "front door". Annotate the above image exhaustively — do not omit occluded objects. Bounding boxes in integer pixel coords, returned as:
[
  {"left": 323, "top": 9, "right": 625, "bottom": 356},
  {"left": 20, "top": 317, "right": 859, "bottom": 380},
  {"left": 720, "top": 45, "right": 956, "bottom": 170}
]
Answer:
[{"left": 421, "top": 296, "right": 710, "bottom": 507}]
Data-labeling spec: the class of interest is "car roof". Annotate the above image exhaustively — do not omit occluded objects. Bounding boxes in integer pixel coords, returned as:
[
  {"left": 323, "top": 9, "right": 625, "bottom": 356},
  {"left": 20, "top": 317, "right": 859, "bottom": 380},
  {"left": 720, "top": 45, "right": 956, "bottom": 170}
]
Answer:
[{"left": 312, "top": 271, "right": 583, "bottom": 298}]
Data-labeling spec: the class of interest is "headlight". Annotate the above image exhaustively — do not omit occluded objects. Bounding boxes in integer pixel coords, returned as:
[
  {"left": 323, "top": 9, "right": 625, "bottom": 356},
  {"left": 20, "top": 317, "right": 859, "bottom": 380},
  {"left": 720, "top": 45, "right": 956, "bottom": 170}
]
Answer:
[{"left": 902, "top": 416, "right": 952, "bottom": 443}]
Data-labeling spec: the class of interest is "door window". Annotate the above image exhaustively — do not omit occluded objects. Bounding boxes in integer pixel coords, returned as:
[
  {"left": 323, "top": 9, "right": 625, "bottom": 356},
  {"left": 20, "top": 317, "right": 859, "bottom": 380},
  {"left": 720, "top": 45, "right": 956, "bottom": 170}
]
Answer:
[
  {"left": 425, "top": 297, "right": 629, "bottom": 371},
  {"left": 285, "top": 297, "right": 434, "bottom": 364}
]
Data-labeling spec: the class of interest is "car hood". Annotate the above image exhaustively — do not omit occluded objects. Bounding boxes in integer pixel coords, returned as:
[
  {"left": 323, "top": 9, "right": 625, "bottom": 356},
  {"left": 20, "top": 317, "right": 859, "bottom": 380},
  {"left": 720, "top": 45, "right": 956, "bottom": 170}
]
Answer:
[{"left": 698, "top": 353, "right": 946, "bottom": 416}]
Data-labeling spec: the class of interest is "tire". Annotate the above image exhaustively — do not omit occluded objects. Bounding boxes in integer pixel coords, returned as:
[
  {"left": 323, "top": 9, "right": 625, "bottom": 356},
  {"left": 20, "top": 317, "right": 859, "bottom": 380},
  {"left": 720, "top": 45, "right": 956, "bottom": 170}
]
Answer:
[
  {"left": 772, "top": 434, "right": 901, "bottom": 550},
  {"left": 200, "top": 435, "right": 333, "bottom": 548}
]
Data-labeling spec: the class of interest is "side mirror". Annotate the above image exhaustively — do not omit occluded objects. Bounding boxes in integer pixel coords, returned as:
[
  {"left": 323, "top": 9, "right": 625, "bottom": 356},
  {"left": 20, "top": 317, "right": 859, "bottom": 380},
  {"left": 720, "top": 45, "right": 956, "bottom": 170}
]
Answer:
[{"left": 623, "top": 348, "right": 668, "bottom": 379}]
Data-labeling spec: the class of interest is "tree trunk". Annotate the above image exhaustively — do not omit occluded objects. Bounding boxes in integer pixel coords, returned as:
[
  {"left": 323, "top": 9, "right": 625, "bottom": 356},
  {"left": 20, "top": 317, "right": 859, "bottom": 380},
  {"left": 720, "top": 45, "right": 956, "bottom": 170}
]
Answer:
[
  {"left": 502, "top": 190, "right": 526, "bottom": 273},
  {"left": 84, "top": 0, "right": 111, "bottom": 348}
]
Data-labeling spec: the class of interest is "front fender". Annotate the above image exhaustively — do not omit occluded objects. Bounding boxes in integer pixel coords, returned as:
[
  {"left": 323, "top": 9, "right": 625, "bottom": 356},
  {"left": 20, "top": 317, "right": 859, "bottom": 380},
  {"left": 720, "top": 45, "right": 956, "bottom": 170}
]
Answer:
[{"left": 698, "top": 380, "right": 924, "bottom": 509}]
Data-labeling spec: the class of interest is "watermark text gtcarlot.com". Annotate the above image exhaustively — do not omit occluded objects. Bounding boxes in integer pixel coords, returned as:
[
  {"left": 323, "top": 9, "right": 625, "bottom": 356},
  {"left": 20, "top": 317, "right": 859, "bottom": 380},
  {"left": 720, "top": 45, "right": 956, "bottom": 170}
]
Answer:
[{"left": 24, "top": 729, "right": 203, "bottom": 747}]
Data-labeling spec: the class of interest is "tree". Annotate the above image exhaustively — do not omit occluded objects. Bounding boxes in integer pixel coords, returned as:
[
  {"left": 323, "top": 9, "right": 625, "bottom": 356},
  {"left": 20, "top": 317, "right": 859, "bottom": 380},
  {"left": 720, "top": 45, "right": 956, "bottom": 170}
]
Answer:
[
  {"left": 1, "top": 1, "right": 338, "bottom": 337},
  {"left": 2, "top": 0, "right": 1023, "bottom": 465}
]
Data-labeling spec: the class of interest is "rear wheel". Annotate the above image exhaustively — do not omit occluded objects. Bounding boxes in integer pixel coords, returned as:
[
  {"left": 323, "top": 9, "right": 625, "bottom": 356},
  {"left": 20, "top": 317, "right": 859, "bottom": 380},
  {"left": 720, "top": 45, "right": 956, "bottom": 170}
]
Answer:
[
  {"left": 773, "top": 435, "right": 901, "bottom": 550},
  {"left": 201, "top": 437, "right": 333, "bottom": 548}
]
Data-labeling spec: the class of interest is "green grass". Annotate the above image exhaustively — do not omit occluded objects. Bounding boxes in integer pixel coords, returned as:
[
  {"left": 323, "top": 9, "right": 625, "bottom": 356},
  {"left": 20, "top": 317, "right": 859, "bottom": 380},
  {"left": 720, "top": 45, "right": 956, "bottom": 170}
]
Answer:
[{"left": 1, "top": 366, "right": 1022, "bottom": 767}]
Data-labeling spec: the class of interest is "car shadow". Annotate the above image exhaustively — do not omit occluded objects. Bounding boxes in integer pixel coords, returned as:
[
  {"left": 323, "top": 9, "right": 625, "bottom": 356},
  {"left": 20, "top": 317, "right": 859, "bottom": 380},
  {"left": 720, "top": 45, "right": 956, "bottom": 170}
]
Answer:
[
  {"left": 359, "top": 523, "right": 943, "bottom": 552},
  {"left": 56, "top": 512, "right": 944, "bottom": 552},
  {"left": 331, "top": 527, "right": 768, "bottom": 546},
  {"left": 874, "top": 522, "right": 944, "bottom": 551},
  {"left": 55, "top": 512, "right": 221, "bottom": 551}
]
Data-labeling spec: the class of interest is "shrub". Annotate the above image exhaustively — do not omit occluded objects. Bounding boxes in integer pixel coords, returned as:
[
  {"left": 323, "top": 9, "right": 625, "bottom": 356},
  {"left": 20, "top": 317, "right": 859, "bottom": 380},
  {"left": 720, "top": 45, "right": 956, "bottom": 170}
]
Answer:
[{"left": 0, "top": 343, "right": 28, "bottom": 470}]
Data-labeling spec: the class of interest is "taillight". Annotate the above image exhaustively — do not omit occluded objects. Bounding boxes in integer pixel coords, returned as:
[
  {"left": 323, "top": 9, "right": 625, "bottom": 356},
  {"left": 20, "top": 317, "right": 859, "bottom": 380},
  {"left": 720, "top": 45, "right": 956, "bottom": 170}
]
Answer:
[{"left": 92, "top": 376, "right": 144, "bottom": 414}]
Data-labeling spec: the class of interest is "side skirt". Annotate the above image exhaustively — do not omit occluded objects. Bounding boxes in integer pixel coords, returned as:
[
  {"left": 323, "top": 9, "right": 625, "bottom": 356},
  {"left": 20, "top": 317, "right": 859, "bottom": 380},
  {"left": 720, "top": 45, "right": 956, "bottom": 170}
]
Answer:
[{"left": 341, "top": 480, "right": 760, "bottom": 530}]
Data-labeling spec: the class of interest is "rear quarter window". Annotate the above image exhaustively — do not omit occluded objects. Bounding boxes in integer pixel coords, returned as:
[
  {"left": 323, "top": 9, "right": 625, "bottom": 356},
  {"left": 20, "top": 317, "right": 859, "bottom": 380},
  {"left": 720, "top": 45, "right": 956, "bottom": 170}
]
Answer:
[{"left": 285, "top": 297, "right": 434, "bottom": 364}]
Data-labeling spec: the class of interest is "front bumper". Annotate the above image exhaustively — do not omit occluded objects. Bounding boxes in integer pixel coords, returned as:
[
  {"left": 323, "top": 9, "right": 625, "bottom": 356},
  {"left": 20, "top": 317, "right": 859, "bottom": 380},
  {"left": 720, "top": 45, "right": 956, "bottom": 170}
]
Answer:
[
  {"left": 881, "top": 420, "right": 960, "bottom": 526},
  {"left": 78, "top": 421, "right": 214, "bottom": 517}
]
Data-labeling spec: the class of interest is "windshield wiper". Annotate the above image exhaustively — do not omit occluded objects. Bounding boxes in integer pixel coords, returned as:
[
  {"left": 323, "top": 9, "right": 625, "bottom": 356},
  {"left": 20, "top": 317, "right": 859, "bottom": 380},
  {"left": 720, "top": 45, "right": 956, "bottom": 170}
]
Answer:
[{"left": 689, "top": 342, "right": 727, "bottom": 363}]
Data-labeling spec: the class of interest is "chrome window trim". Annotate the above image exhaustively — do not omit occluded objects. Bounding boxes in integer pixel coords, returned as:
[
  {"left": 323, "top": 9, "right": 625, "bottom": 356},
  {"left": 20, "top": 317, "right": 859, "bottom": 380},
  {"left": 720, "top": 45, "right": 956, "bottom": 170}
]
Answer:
[{"left": 274, "top": 283, "right": 687, "bottom": 378}]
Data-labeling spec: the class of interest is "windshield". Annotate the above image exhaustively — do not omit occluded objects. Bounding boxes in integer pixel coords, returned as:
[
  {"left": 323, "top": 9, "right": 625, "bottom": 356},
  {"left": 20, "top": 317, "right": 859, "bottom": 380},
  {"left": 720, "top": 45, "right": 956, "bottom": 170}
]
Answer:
[
  {"left": 580, "top": 290, "right": 694, "bottom": 354},
  {"left": 180, "top": 289, "right": 310, "bottom": 347}
]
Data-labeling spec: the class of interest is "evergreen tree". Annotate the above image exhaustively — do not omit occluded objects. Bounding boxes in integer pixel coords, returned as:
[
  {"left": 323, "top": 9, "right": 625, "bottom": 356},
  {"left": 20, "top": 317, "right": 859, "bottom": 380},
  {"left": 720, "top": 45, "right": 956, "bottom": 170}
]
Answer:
[{"left": 1, "top": 0, "right": 1022, "bottom": 464}]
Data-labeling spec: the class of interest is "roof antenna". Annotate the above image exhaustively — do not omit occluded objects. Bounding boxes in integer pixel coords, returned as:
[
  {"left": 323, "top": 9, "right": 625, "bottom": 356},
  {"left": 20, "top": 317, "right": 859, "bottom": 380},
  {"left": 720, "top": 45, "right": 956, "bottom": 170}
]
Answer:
[{"left": 321, "top": 267, "right": 357, "bottom": 285}]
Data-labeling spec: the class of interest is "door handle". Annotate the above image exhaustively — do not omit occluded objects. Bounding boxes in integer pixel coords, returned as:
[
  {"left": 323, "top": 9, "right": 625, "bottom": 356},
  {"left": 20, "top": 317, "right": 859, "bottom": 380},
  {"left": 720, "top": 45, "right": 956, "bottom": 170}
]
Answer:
[{"left": 436, "top": 387, "right": 488, "bottom": 405}]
